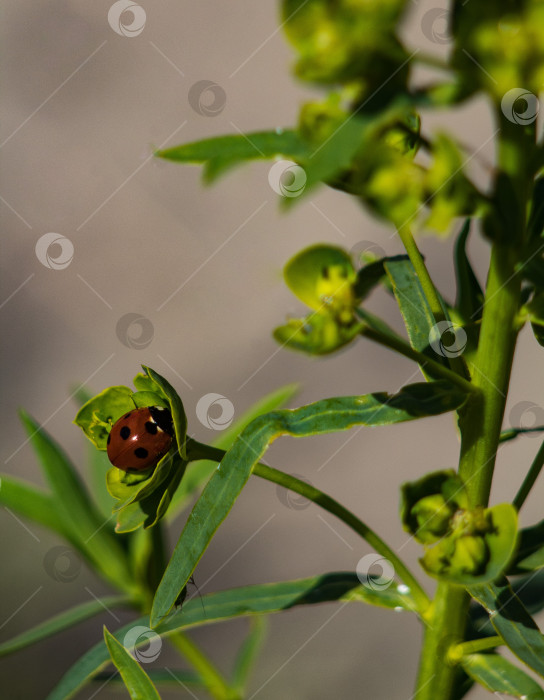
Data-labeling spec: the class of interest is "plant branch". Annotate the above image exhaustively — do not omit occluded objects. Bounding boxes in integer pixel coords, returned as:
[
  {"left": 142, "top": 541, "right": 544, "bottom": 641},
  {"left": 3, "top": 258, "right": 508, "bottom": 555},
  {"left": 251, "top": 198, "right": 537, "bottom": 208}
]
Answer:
[
  {"left": 513, "top": 438, "right": 544, "bottom": 511},
  {"left": 186, "top": 440, "right": 430, "bottom": 613},
  {"left": 449, "top": 635, "right": 503, "bottom": 662},
  {"left": 169, "top": 632, "right": 239, "bottom": 700},
  {"left": 358, "top": 320, "right": 477, "bottom": 395}
]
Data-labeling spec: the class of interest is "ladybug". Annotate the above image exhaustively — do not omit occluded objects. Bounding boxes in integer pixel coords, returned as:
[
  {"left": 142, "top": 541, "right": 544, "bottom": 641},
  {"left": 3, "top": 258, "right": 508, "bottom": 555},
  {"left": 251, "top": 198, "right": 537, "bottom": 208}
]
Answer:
[{"left": 106, "top": 406, "right": 174, "bottom": 472}]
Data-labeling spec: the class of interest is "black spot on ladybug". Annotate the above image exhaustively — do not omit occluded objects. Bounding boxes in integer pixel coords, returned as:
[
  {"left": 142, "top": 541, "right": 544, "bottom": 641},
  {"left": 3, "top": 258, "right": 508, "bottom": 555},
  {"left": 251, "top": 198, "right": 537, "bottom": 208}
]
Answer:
[
  {"left": 107, "top": 434, "right": 111, "bottom": 445},
  {"left": 149, "top": 406, "right": 174, "bottom": 436},
  {"left": 145, "top": 421, "right": 158, "bottom": 435},
  {"left": 120, "top": 426, "right": 131, "bottom": 440},
  {"left": 134, "top": 447, "right": 149, "bottom": 459}
]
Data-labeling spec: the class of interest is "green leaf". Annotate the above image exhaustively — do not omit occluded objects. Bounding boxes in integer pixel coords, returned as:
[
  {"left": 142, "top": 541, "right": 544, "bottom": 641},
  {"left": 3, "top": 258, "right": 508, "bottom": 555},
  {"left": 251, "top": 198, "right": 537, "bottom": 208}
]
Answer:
[
  {"left": 47, "top": 572, "right": 390, "bottom": 700},
  {"left": 93, "top": 669, "right": 203, "bottom": 687},
  {"left": 20, "top": 411, "right": 134, "bottom": 594},
  {"left": 527, "top": 292, "right": 544, "bottom": 347},
  {"left": 468, "top": 579, "right": 544, "bottom": 678},
  {"left": 517, "top": 546, "right": 544, "bottom": 572},
  {"left": 168, "top": 384, "right": 299, "bottom": 520},
  {"left": 143, "top": 366, "right": 188, "bottom": 459},
  {"left": 151, "top": 380, "right": 466, "bottom": 625},
  {"left": 231, "top": 617, "right": 268, "bottom": 694},
  {"left": 460, "top": 653, "right": 544, "bottom": 699},
  {"left": 292, "top": 116, "right": 374, "bottom": 202},
  {"left": 528, "top": 176, "right": 544, "bottom": 242},
  {"left": 114, "top": 458, "right": 187, "bottom": 533},
  {"left": 156, "top": 130, "right": 309, "bottom": 183},
  {"left": 0, "top": 596, "right": 131, "bottom": 657},
  {"left": 509, "top": 520, "right": 544, "bottom": 573},
  {"left": 283, "top": 244, "right": 356, "bottom": 312},
  {"left": 469, "top": 570, "right": 544, "bottom": 637},
  {"left": 384, "top": 257, "right": 449, "bottom": 380},
  {"left": 273, "top": 311, "right": 364, "bottom": 355},
  {"left": 0, "top": 474, "right": 71, "bottom": 540},
  {"left": 74, "top": 386, "right": 135, "bottom": 450},
  {"left": 454, "top": 219, "right": 483, "bottom": 322},
  {"left": 103, "top": 627, "right": 161, "bottom": 700}
]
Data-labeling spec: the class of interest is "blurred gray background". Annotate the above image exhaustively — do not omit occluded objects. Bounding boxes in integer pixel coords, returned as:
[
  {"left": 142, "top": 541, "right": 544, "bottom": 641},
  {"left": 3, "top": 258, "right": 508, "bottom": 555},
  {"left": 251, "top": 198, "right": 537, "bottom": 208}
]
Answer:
[{"left": 1, "top": 1, "right": 543, "bottom": 698}]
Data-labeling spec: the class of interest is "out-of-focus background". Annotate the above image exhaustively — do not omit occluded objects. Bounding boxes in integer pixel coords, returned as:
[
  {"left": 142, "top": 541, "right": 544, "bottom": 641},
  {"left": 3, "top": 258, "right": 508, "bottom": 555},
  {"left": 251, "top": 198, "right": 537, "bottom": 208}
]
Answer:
[{"left": 1, "top": 1, "right": 543, "bottom": 698}]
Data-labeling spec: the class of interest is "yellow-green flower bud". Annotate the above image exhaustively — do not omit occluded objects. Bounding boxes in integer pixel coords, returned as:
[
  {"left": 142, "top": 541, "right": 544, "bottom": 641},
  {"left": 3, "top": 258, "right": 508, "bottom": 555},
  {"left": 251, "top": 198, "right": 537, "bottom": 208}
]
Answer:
[
  {"left": 410, "top": 494, "right": 456, "bottom": 543},
  {"left": 449, "top": 536, "right": 489, "bottom": 576}
]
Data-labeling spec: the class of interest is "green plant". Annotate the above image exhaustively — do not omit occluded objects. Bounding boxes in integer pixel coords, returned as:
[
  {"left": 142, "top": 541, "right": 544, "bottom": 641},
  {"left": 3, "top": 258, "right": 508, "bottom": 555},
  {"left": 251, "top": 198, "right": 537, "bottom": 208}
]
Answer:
[{"left": 2, "top": 1, "right": 544, "bottom": 698}]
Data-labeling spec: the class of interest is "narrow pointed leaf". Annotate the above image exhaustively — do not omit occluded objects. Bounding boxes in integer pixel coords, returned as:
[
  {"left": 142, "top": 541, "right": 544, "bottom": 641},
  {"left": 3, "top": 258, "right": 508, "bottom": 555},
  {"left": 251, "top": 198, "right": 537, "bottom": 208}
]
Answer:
[
  {"left": 468, "top": 579, "right": 544, "bottom": 678},
  {"left": 453, "top": 219, "right": 483, "bottom": 322},
  {"left": 0, "top": 596, "right": 131, "bottom": 657},
  {"left": 156, "top": 130, "right": 309, "bottom": 183},
  {"left": 19, "top": 411, "right": 134, "bottom": 594},
  {"left": 384, "top": 257, "right": 449, "bottom": 380},
  {"left": 231, "top": 617, "right": 268, "bottom": 694},
  {"left": 151, "top": 380, "right": 466, "bottom": 626},
  {"left": 461, "top": 653, "right": 544, "bottom": 699},
  {"left": 143, "top": 366, "right": 188, "bottom": 458},
  {"left": 47, "top": 572, "right": 399, "bottom": 700},
  {"left": 0, "top": 474, "right": 71, "bottom": 539},
  {"left": 103, "top": 627, "right": 161, "bottom": 700},
  {"left": 167, "top": 383, "right": 299, "bottom": 519},
  {"left": 93, "top": 669, "right": 203, "bottom": 687}
]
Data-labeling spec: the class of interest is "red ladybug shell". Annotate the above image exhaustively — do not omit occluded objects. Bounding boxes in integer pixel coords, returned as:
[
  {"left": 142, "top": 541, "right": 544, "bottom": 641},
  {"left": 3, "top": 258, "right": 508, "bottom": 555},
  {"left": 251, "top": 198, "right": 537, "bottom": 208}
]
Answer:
[{"left": 106, "top": 406, "right": 174, "bottom": 472}]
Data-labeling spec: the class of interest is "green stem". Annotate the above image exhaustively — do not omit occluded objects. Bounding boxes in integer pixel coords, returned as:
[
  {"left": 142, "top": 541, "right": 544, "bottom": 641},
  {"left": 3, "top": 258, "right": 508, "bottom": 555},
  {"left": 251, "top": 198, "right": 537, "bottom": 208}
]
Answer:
[
  {"left": 457, "top": 244, "right": 522, "bottom": 505},
  {"left": 169, "top": 632, "right": 239, "bottom": 700},
  {"left": 412, "top": 110, "right": 533, "bottom": 700},
  {"left": 359, "top": 323, "right": 476, "bottom": 395},
  {"left": 186, "top": 440, "right": 430, "bottom": 613},
  {"left": 449, "top": 635, "right": 502, "bottom": 662},
  {"left": 513, "top": 439, "right": 544, "bottom": 511}
]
